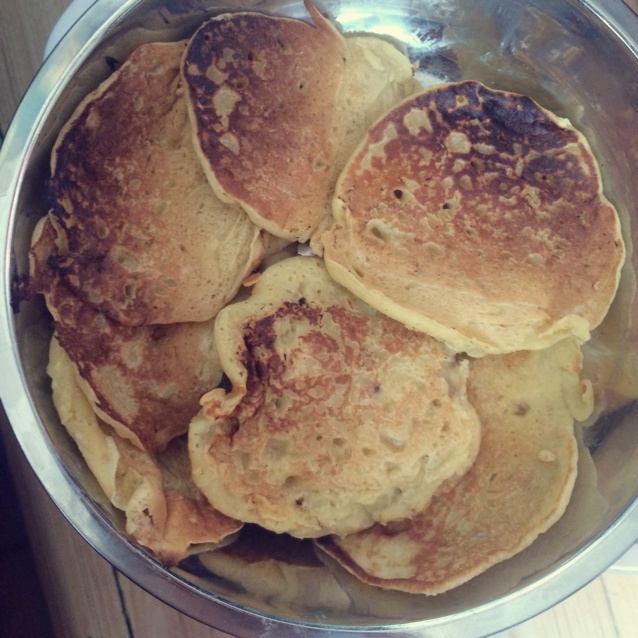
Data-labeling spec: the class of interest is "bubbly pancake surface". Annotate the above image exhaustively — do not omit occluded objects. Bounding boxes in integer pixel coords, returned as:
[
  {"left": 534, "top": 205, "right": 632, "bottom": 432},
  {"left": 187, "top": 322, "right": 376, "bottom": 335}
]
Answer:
[
  {"left": 31, "top": 5, "right": 626, "bottom": 591},
  {"left": 30, "top": 216, "right": 223, "bottom": 452},
  {"left": 182, "top": 5, "right": 417, "bottom": 243},
  {"left": 49, "top": 40, "right": 263, "bottom": 326},
  {"left": 189, "top": 256, "right": 481, "bottom": 538},
  {"left": 48, "top": 337, "right": 242, "bottom": 565},
  {"left": 323, "top": 80, "right": 625, "bottom": 356},
  {"left": 317, "top": 338, "right": 594, "bottom": 594}
]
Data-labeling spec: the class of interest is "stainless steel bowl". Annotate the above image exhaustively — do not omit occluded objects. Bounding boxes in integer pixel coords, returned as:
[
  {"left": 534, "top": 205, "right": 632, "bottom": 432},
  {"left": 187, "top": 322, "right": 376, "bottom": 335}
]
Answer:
[{"left": 2, "top": 1, "right": 638, "bottom": 635}]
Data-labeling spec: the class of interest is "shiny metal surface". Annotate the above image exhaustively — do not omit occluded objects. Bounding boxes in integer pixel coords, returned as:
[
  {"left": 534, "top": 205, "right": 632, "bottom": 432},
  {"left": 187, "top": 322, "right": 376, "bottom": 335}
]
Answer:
[{"left": 1, "top": 0, "right": 638, "bottom": 636}]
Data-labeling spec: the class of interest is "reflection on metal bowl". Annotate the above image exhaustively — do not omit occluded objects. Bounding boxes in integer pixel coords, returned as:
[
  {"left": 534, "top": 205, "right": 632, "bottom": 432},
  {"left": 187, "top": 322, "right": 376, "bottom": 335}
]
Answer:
[{"left": 1, "top": 1, "right": 638, "bottom": 636}]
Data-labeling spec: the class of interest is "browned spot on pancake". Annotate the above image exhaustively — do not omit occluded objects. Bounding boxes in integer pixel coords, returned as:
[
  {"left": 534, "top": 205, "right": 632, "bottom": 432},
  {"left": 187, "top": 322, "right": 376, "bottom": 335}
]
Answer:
[
  {"left": 182, "top": 6, "right": 348, "bottom": 241},
  {"left": 237, "top": 299, "right": 370, "bottom": 430}
]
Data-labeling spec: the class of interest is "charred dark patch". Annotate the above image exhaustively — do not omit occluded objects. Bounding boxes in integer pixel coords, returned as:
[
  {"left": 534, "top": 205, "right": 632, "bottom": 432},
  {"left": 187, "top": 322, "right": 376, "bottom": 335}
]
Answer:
[
  {"left": 218, "top": 372, "right": 233, "bottom": 393},
  {"left": 227, "top": 416, "right": 240, "bottom": 439},
  {"left": 222, "top": 523, "right": 320, "bottom": 566},
  {"left": 9, "top": 273, "right": 29, "bottom": 313},
  {"left": 479, "top": 85, "right": 579, "bottom": 153},
  {"left": 245, "top": 314, "right": 277, "bottom": 352},
  {"left": 46, "top": 253, "right": 72, "bottom": 276},
  {"left": 105, "top": 56, "right": 122, "bottom": 71},
  {"left": 433, "top": 81, "right": 481, "bottom": 119},
  {"left": 149, "top": 324, "right": 169, "bottom": 342},
  {"left": 425, "top": 82, "right": 579, "bottom": 156},
  {"left": 242, "top": 301, "right": 323, "bottom": 398},
  {"left": 243, "top": 315, "right": 278, "bottom": 398}
]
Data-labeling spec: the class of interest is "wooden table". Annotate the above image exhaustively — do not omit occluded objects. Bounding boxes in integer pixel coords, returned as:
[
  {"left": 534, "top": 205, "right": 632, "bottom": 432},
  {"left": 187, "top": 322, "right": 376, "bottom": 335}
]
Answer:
[{"left": 1, "top": 1, "right": 638, "bottom": 637}]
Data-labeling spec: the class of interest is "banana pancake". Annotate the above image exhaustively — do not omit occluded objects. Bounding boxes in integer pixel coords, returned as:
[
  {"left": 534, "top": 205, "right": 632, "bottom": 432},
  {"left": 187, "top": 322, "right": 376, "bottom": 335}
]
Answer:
[
  {"left": 48, "top": 337, "right": 242, "bottom": 565},
  {"left": 49, "top": 39, "right": 264, "bottom": 326},
  {"left": 189, "top": 256, "right": 481, "bottom": 538},
  {"left": 181, "top": 3, "right": 417, "bottom": 243},
  {"left": 30, "top": 216, "right": 223, "bottom": 452},
  {"left": 316, "top": 338, "right": 594, "bottom": 595},
  {"left": 322, "top": 81, "right": 625, "bottom": 356}
]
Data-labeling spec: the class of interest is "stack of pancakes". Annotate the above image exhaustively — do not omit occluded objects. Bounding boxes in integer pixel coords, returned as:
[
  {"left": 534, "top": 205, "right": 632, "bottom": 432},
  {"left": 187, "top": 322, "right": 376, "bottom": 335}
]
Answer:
[{"left": 30, "top": 0, "right": 625, "bottom": 593}]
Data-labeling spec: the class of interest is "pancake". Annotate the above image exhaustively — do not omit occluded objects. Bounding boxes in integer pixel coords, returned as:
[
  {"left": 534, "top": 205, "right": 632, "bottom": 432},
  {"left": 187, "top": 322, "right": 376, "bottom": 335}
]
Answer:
[
  {"left": 48, "top": 39, "right": 264, "bottom": 326},
  {"left": 189, "top": 256, "right": 481, "bottom": 538},
  {"left": 331, "top": 34, "right": 421, "bottom": 176},
  {"left": 48, "top": 336, "right": 242, "bottom": 565},
  {"left": 316, "top": 337, "right": 594, "bottom": 594},
  {"left": 322, "top": 80, "right": 625, "bottom": 356},
  {"left": 194, "top": 526, "right": 350, "bottom": 615},
  {"left": 30, "top": 216, "right": 223, "bottom": 452},
  {"left": 181, "top": 3, "right": 417, "bottom": 243},
  {"left": 307, "top": 33, "right": 422, "bottom": 252}
]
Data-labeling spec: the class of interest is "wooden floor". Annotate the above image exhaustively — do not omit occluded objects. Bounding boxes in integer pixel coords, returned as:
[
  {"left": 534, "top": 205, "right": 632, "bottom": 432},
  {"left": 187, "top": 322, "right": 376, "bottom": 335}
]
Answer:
[
  {"left": 1, "top": 1, "right": 638, "bottom": 637},
  {"left": 0, "top": 429, "right": 54, "bottom": 638}
]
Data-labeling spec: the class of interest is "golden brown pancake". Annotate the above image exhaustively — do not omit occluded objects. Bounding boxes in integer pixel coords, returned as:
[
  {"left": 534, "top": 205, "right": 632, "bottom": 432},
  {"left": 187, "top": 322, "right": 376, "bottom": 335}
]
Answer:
[
  {"left": 316, "top": 338, "right": 594, "bottom": 594},
  {"left": 322, "top": 81, "right": 625, "bottom": 356},
  {"left": 189, "top": 256, "right": 480, "bottom": 538},
  {"left": 48, "top": 337, "right": 242, "bottom": 565},
  {"left": 49, "top": 39, "right": 264, "bottom": 326},
  {"left": 181, "top": 3, "right": 417, "bottom": 242},
  {"left": 30, "top": 216, "right": 223, "bottom": 452}
]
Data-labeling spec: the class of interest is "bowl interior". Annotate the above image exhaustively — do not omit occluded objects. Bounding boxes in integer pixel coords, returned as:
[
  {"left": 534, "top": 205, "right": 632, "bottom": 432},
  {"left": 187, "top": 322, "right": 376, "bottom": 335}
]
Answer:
[{"left": 4, "top": 0, "right": 638, "bottom": 635}]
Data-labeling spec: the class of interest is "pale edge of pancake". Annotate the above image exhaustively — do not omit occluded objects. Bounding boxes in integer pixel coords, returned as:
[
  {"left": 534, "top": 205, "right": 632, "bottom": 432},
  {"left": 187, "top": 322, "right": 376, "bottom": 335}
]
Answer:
[
  {"left": 323, "top": 254, "right": 592, "bottom": 358},
  {"left": 309, "top": 426, "right": 607, "bottom": 619}
]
